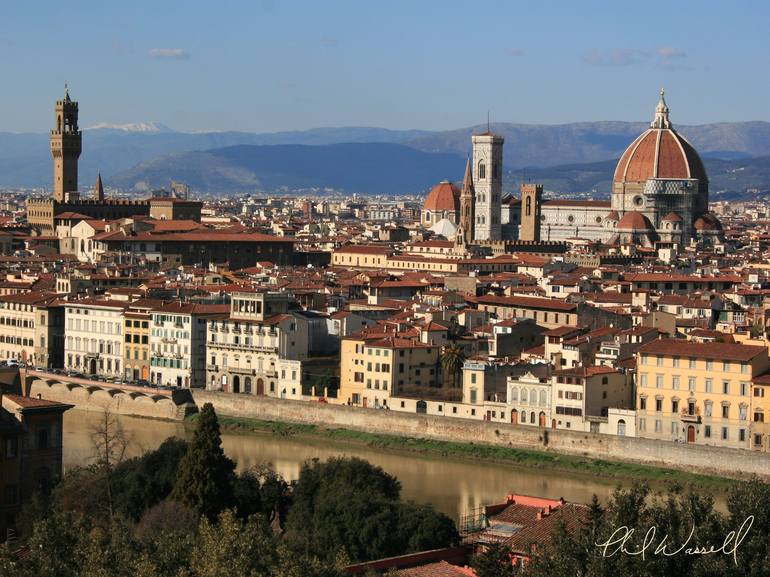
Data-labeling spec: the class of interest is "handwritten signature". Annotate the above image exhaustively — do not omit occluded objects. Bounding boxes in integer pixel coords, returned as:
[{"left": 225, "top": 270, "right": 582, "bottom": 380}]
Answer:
[{"left": 595, "top": 516, "right": 754, "bottom": 565}]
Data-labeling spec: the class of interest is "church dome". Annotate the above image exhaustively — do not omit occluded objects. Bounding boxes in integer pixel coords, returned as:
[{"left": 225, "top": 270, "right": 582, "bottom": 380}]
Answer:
[
  {"left": 618, "top": 211, "right": 654, "bottom": 231},
  {"left": 662, "top": 211, "right": 683, "bottom": 222},
  {"left": 423, "top": 181, "right": 460, "bottom": 213},
  {"left": 613, "top": 90, "right": 708, "bottom": 185},
  {"left": 693, "top": 213, "right": 723, "bottom": 231}
]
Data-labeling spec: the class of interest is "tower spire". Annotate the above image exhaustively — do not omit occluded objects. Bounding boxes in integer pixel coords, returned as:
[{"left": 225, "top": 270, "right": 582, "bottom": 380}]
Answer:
[
  {"left": 462, "top": 156, "right": 474, "bottom": 193},
  {"left": 94, "top": 172, "right": 104, "bottom": 201},
  {"left": 651, "top": 88, "right": 671, "bottom": 129}
]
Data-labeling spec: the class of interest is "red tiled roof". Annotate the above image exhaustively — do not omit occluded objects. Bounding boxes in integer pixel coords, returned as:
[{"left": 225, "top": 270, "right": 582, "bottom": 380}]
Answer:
[{"left": 639, "top": 339, "right": 766, "bottom": 362}]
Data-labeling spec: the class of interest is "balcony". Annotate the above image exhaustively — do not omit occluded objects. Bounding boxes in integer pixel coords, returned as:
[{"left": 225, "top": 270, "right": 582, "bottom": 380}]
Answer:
[{"left": 680, "top": 408, "right": 701, "bottom": 423}]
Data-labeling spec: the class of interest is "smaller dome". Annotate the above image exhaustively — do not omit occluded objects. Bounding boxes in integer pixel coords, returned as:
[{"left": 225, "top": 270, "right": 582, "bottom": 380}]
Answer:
[
  {"left": 605, "top": 210, "right": 620, "bottom": 222},
  {"left": 694, "top": 213, "right": 722, "bottom": 231},
  {"left": 618, "top": 211, "right": 654, "bottom": 231},
  {"left": 429, "top": 218, "right": 457, "bottom": 238},
  {"left": 662, "top": 212, "right": 683, "bottom": 222},
  {"left": 424, "top": 181, "right": 460, "bottom": 212}
]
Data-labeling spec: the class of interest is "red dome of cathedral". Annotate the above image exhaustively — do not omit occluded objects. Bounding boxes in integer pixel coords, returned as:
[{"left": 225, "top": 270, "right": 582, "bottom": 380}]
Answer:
[
  {"left": 693, "top": 213, "right": 723, "bottom": 231},
  {"left": 423, "top": 181, "right": 460, "bottom": 213},
  {"left": 618, "top": 211, "right": 654, "bottom": 230},
  {"left": 613, "top": 90, "right": 708, "bottom": 185}
]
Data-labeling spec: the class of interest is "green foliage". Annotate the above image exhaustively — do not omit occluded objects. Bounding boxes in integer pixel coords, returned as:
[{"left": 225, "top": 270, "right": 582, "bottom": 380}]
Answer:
[
  {"left": 441, "top": 343, "right": 467, "bottom": 388},
  {"left": 472, "top": 543, "right": 520, "bottom": 577},
  {"left": 285, "top": 457, "right": 457, "bottom": 562},
  {"left": 171, "top": 403, "right": 236, "bottom": 520},
  {"left": 190, "top": 510, "right": 277, "bottom": 577}
]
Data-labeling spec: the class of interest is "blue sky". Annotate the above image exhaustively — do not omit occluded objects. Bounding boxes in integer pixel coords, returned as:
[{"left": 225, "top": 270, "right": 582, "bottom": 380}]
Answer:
[{"left": 1, "top": 0, "right": 767, "bottom": 133}]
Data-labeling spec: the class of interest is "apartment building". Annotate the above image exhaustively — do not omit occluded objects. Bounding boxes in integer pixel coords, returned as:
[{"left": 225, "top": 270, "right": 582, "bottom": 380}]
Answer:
[
  {"left": 0, "top": 392, "right": 71, "bottom": 538},
  {"left": 0, "top": 292, "right": 63, "bottom": 368},
  {"left": 150, "top": 302, "right": 228, "bottom": 388},
  {"left": 64, "top": 299, "right": 128, "bottom": 377},
  {"left": 636, "top": 340, "right": 769, "bottom": 448},
  {"left": 339, "top": 335, "right": 439, "bottom": 408},
  {"left": 506, "top": 367, "right": 552, "bottom": 426},
  {"left": 205, "top": 291, "right": 308, "bottom": 395},
  {"left": 550, "top": 366, "right": 631, "bottom": 431},
  {"left": 751, "top": 373, "right": 770, "bottom": 452},
  {"left": 123, "top": 308, "right": 151, "bottom": 382}
]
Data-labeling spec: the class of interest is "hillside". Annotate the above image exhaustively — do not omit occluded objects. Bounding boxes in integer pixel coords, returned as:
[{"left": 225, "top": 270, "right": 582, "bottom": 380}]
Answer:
[
  {"left": 3, "top": 121, "right": 770, "bottom": 190},
  {"left": 109, "top": 143, "right": 465, "bottom": 194}
]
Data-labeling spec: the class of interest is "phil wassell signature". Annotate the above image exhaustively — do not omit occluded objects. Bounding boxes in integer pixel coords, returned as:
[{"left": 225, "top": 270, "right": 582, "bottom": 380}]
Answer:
[{"left": 595, "top": 516, "right": 754, "bottom": 565}]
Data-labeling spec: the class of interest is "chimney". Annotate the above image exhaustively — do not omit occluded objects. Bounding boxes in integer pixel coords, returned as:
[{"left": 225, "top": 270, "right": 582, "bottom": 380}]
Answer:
[{"left": 536, "top": 510, "right": 543, "bottom": 520}]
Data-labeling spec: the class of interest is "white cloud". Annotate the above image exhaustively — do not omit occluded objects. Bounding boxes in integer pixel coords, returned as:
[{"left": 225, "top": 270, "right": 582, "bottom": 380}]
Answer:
[
  {"left": 149, "top": 48, "right": 190, "bottom": 60},
  {"left": 656, "top": 46, "right": 690, "bottom": 70},
  {"left": 582, "top": 48, "right": 647, "bottom": 67}
]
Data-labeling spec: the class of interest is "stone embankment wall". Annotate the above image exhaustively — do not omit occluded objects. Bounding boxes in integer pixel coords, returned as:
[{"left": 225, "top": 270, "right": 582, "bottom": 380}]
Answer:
[
  {"left": 27, "top": 374, "right": 187, "bottom": 421},
  {"left": 192, "top": 390, "right": 770, "bottom": 479}
]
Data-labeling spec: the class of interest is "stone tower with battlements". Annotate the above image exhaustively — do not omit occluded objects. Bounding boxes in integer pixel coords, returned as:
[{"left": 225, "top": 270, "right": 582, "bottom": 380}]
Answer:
[
  {"left": 472, "top": 132, "right": 503, "bottom": 241},
  {"left": 50, "top": 85, "right": 82, "bottom": 202}
]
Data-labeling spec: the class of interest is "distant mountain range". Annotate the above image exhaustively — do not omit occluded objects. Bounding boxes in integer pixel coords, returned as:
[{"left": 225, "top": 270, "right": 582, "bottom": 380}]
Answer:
[
  {"left": 3, "top": 121, "right": 770, "bottom": 194},
  {"left": 109, "top": 143, "right": 464, "bottom": 195}
]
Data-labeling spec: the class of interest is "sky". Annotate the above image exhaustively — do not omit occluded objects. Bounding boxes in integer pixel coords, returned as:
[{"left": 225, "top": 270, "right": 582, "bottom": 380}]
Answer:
[{"left": 1, "top": 0, "right": 768, "bottom": 133}]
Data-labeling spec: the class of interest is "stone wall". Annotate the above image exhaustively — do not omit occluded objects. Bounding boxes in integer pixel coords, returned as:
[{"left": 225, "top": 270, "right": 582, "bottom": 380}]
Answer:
[
  {"left": 27, "top": 377, "right": 184, "bottom": 421},
  {"left": 192, "top": 390, "right": 770, "bottom": 479}
]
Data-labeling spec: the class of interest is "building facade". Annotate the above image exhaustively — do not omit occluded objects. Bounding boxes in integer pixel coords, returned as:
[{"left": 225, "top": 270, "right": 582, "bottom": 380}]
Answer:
[
  {"left": 64, "top": 300, "right": 127, "bottom": 377},
  {"left": 636, "top": 340, "right": 768, "bottom": 448}
]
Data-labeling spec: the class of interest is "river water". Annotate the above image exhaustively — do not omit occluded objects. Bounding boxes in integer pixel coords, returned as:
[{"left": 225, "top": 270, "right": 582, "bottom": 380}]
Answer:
[{"left": 62, "top": 409, "right": 711, "bottom": 521}]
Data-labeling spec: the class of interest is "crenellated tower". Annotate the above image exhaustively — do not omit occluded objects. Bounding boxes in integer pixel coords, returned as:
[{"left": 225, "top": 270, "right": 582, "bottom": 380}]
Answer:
[{"left": 50, "top": 84, "right": 82, "bottom": 202}]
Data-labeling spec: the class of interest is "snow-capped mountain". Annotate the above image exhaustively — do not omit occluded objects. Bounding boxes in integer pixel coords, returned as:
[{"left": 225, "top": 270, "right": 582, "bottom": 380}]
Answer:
[{"left": 84, "top": 121, "right": 174, "bottom": 133}]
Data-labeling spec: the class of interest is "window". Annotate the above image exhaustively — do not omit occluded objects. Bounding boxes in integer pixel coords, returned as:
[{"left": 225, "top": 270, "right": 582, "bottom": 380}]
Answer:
[
  {"left": 705, "top": 402, "right": 713, "bottom": 417},
  {"left": 741, "top": 363, "right": 749, "bottom": 374},
  {"left": 639, "top": 418, "right": 646, "bottom": 431},
  {"left": 755, "top": 411, "right": 765, "bottom": 423},
  {"left": 640, "top": 397, "right": 646, "bottom": 410},
  {"left": 655, "top": 420, "right": 662, "bottom": 433},
  {"left": 705, "top": 379, "right": 713, "bottom": 393},
  {"left": 723, "top": 361, "right": 730, "bottom": 372},
  {"left": 722, "top": 381, "right": 730, "bottom": 395},
  {"left": 740, "top": 382, "right": 748, "bottom": 396},
  {"left": 739, "top": 405, "right": 747, "bottom": 420},
  {"left": 478, "top": 161, "right": 486, "bottom": 180},
  {"left": 672, "top": 376, "right": 680, "bottom": 390},
  {"left": 722, "top": 405, "right": 730, "bottom": 419},
  {"left": 656, "top": 374, "right": 663, "bottom": 388},
  {"left": 471, "top": 373, "right": 476, "bottom": 384},
  {"left": 671, "top": 421, "right": 678, "bottom": 435},
  {"left": 688, "top": 377, "right": 696, "bottom": 392},
  {"left": 656, "top": 356, "right": 663, "bottom": 367},
  {"left": 672, "top": 357, "right": 680, "bottom": 368},
  {"left": 721, "top": 427, "right": 729, "bottom": 441},
  {"left": 672, "top": 399, "right": 679, "bottom": 413},
  {"left": 640, "top": 374, "right": 647, "bottom": 387},
  {"left": 470, "top": 388, "right": 477, "bottom": 404},
  {"left": 755, "top": 434, "right": 763, "bottom": 446},
  {"left": 704, "top": 425, "right": 711, "bottom": 438},
  {"left": 655, "top": 399, "right": 663, "bottom": 412},
  {"left": 755, "top": 387, "right": 766, "bottom": 398},
  {"left": 706, "top": 360, "right": 713, "bottom": 371},
  {"left": 689, "top": 358, "right": 696, "bottom": 369}
]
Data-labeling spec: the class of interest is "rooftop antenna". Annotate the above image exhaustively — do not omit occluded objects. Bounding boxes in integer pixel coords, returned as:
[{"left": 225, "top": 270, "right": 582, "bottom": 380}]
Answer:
[{"left": 487, "top": 110, "right": 490, "bottom": 133}]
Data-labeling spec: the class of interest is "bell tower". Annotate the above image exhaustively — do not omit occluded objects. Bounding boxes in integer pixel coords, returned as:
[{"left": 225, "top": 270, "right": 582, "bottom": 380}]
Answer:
[
  {"left": 50, "top": 84, "right": 81, "bottom": 202},
  {"left": 472, "top": 131, "right": 504, "bottom": 241},
  {"left": 459, "top": 158, "right": 475, "bottom": 245}
]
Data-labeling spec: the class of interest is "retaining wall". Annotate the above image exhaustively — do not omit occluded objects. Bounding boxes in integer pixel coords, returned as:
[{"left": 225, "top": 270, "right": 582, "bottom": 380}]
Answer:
[{"left": 192, "top": 390, "right": 770, "bottom": 479}]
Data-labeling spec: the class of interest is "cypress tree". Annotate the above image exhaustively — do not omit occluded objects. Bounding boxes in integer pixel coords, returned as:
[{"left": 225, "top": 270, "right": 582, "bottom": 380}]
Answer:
[{"left": 171, "top": 403, "right": 235, "bottom": 520}]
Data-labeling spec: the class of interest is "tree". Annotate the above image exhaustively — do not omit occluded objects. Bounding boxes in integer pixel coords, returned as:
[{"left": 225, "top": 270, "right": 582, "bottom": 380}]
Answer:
[
  {"left": 471, "top": 543, "right": 519, "bottom": 577},
  {"left": 90, "top": 407, "right": 131, "bottom": 521},
  {"left": 171, "top": 403, "right": 236, "bottom": 520},
  {"left": 190, "top": 510, "right": 277, "bottom": 577},
  {"left": 441, "top": 343, "right": 467, "bottom": 388}
]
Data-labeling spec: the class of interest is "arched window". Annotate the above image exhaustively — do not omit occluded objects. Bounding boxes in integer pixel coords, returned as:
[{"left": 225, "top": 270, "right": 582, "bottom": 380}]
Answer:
[
  {"left": 617, "top": 419, "right": 626, "bottom": 436},
  {"left": 521, "top": 388, "right": 528, "bottom": 402},
  {"left": 539, "top": 390, "right": 547, "bottom": 405},
  {"left": 511, "top": 387, "right": 519, "bottom": 401},
  {"left": 525, "top": 196, "right": 532, "bottom": 217},
  {"left": 478, "top": 161, "right": 486, "bottom": 180}
]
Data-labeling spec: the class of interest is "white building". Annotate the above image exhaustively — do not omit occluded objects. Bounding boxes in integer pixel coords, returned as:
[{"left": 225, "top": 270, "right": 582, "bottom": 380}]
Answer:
[
  {"left": 64, "top": 299, "right": 128, "bottom": 377},
  {"left": 205, "top": 291, "right": 308, "bottom": 395},
  {"left": 150, "top": 302, "right": 227, "bottom": 388}
]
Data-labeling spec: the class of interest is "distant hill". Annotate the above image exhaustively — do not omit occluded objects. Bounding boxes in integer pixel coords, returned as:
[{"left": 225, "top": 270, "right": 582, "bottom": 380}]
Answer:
[
  {"left": 4, "top": 121, "right": 770, "bottom": 191},
  {"left": 406, "top": 121, "right": 770, "bottom": 170},
  {"left": 507, "top": 155, "right": 770, "bottom": 198},
  {"left": 109, "top": 143, "right": 465, "bottom": 194}
]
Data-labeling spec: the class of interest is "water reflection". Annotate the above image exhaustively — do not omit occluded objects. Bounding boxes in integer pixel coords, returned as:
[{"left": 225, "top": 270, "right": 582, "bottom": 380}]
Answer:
[{"left": 62, "top": 410, "right": 714, "bottom": 521}]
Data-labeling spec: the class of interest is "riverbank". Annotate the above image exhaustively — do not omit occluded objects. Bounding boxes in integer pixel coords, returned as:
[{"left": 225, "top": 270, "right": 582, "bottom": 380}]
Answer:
[{"left": 187, "top": 412, "right": 737, "bottom": 490}]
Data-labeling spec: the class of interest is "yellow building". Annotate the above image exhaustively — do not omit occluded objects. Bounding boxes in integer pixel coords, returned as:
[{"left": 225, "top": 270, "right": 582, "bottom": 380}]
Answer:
[
  {"left": 751, "top": 373, "right": 770, "bottom": 452},
  {"left": 636, "top": 340, "right": 769, "bottom": 449},
  {"left": 339, "top": 335, "right": 439, "bottom": 408},
  {"left": 123, "top": 309, "right": 151, "bottom": 382}
]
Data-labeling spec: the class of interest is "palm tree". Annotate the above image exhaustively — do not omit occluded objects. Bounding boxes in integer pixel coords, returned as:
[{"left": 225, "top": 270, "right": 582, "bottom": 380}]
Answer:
[{"left": 441, "top": 343, "right": 467, "bottom": 389}]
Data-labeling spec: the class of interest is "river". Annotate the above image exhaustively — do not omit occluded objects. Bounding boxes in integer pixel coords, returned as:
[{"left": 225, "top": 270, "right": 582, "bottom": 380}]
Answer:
[{"left": 61, "top": 409, "right": 703, "bottom": 522}]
